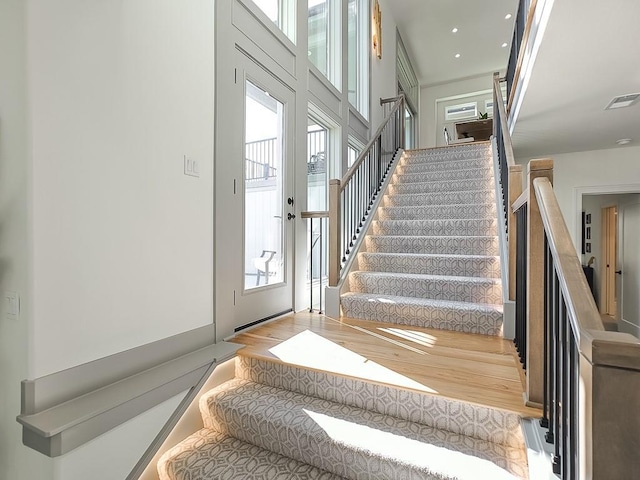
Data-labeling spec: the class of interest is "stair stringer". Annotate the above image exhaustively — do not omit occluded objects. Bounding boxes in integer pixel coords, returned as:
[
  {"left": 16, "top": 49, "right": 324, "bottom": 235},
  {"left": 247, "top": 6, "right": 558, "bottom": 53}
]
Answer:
[
  {"left": 325, "top": 148, "right": 405, "bottom": 319},
  {"left": 491, "top": 136, "right": 515, "bottom": 340}
]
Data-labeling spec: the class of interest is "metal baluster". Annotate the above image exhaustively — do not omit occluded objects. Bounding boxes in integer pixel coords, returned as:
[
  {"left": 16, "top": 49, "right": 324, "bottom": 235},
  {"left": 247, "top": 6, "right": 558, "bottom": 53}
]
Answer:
[
  {"left": 318, "top": 217, "right": 323, "bottom": 314},
  {"left": 569, "top": 330, "right": 578, "bottom": 479},
  {"left": 309, "top": 218, "right": 314, "bottom": 312},
  {"left": 540, "top": 236, "right": 551, "bottom": 428},
  {"left": 552, "top": 283, "right": 563, "bottom": 474},
  {"left": 546, "top": 270, "right": 558, "bottom": 444}
]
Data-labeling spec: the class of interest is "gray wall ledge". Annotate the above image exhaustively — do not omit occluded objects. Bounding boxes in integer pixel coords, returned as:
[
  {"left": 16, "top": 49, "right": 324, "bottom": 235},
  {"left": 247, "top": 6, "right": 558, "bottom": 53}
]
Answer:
[{"left": 17, "top": 324, "right": 242, "bottom": 457}]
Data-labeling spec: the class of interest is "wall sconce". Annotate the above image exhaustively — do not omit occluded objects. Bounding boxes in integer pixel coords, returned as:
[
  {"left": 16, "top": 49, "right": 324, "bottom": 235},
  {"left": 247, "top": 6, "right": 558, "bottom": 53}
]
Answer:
[{"left": 372, "top": 0, "right": 382, "bottom": 59}]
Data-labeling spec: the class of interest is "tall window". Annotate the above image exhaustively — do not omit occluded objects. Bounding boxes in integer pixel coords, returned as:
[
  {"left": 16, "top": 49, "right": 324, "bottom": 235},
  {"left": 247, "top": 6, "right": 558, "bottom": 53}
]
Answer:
[
  {"left": 253, "top": 0, "right": 296, "bottom": 43},
  {"left": 307, "top": 119, "right": 328, "bottom": 210},
  {"left": 347, "top": 0, "right": 368, "bottom": 118},
  {"left": 397, "top": 33, "right": 419, "bottom": 147},
  {"left": 308, "top": 0, "right": 340, "bottom": 89},
  {"left": 347, "top": 136, "right": 364, "bottom": 168}
]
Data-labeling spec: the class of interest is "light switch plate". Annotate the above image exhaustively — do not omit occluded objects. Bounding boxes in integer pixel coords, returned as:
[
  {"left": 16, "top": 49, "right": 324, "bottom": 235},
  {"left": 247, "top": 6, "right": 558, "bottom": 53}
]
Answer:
[{"left": 5, "top": 291, "right": 19, "bottom": 319}]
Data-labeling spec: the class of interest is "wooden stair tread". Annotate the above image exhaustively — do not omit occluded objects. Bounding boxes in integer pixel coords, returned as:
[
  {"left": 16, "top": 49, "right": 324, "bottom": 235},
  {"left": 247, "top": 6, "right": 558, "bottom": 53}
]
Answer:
[{"left": 231, "top": 313, "right": 541, "bottom": 418}]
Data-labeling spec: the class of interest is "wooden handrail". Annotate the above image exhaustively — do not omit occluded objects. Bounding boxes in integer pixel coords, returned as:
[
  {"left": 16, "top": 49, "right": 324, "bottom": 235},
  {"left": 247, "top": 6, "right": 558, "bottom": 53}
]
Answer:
[
  {"left": 301, "top": 211, "right": 329, "bottom": 219},
  {"left": 493, "top": 75, "right": 516, "bottom": 168},
  {"left": 341, "top": 96, "right": 404, "bottom": 189},
  {"left": 512, "top": 187, "right": 528, "bottom": 212},
  {"left": 506, "top": 0, "right": 539, "bottom": 114},
  {"left": 380, "top": 95, "right": 404, "bottom": 105},
  {"left": 534, "top": 176, "right": 640, "bottom": 361}
]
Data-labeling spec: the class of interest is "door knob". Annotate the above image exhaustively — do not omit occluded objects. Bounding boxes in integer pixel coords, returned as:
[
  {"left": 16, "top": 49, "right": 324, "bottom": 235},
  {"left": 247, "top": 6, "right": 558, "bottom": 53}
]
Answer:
[
  {"left": 616, "top": 270, "right": 622, "bottom": 275},
  {"left": 287, "top": 197, "right": 294, "bottom": 206},
  {"left": 287, "top": 212, "right": 296, "bottom": 220}
]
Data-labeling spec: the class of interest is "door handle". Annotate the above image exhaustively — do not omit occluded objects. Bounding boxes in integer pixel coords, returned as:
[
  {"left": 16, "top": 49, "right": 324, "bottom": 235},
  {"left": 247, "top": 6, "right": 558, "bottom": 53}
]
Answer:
[
  {"left": 287, "top": 212, "right": 296, "bottom": 220},
  {"left": 287, "top": 197, "right": 294, "bottom": 206},
  {"left": 616, "top": 270, "right": 622, "bottom": 275}
]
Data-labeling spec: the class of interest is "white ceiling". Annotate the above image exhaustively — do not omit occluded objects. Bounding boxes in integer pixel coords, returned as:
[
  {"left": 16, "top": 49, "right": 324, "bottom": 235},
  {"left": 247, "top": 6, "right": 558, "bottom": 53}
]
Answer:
[
  {"left": 510, "top": 0, "right": 640, "bottom": 158},
  {"left": 387, "top": 0, "right": 640, "bottom": 156},
  {"left": 385, "top": 0, "right": 519, "bottom": 86}
]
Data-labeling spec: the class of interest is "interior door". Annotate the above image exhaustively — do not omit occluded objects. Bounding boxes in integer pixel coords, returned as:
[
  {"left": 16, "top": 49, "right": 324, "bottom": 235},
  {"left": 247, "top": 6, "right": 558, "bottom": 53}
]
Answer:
[
  {"left": 602, "top": 206, "right": 618, "bottom": 316},
  {"left": 618, "top": 200, "right": 640, "bottom": 336},
  {"left": 226, "top": 53, "right": 296, "bottom": 334}
]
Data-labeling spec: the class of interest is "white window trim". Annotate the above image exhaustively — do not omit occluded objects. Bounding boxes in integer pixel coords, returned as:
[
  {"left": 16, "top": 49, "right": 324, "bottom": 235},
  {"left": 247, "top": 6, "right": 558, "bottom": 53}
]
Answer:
[{"left": 445, "top": 102, "right": 478, "bottom": 122}]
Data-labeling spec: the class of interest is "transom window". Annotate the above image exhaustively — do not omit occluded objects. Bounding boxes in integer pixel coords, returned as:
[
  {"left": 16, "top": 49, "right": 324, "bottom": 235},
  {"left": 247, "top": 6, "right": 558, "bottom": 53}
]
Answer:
[
  {"left": 253, "top": 0, "right": 296, "bottom": 43},
  {"left": 308, "top": 0, "right": 341, "bottom": 89}
]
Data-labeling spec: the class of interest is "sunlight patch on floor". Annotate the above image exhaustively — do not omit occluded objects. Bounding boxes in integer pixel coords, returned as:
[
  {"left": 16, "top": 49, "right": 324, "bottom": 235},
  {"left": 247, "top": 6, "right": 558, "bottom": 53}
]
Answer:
[
  {"left": 377, "top": 327, "right": 438, "bottom": 348},
  {"left": 304, "top": 409, "right": 520, "bottom": 480},
  {"left": 268, "top": 330, "right": 437, "bottom": 393}
]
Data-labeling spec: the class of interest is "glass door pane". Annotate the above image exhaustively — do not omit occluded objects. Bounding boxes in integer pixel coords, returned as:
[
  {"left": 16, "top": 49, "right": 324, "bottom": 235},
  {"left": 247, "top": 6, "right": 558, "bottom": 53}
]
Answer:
[{"left": 244, "top": 80, "right": 285, "bottom": 290}]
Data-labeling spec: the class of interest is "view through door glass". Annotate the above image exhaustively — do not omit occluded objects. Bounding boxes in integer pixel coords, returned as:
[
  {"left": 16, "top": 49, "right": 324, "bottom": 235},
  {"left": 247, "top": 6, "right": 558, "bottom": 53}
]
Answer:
[{"left": 244, "top": 81, "right": 285, "bottom": 290}]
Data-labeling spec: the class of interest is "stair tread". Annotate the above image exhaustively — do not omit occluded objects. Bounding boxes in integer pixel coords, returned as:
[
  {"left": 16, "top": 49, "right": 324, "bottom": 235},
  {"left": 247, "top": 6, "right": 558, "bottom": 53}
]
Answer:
[
  {"left": 201, "top": 379, "right": 528, "bottom": 480},
  {"left": 350, "top": 270, "right": 501, "bottom": 284},
  {"left": 342, "top": 291, "right": 504, "bottom": 312},
  {"left": 158, "top": 429, "right": 343, "bottom": 480},
  {"left": 359, "top": 252, "right": 500, "bottom": 260}
]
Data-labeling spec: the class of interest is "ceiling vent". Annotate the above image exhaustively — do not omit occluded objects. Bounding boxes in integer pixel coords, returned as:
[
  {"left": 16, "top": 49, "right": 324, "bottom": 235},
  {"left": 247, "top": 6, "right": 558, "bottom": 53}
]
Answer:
[{"left": 605, "top": 93, "right": 640, "bottom": 110}]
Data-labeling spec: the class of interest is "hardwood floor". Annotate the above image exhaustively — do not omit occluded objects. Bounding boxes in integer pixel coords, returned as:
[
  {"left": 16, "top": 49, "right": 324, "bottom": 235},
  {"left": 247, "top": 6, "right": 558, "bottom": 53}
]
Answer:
[{"left": 231, "top": 312, "right": 541, "bottom": 418}]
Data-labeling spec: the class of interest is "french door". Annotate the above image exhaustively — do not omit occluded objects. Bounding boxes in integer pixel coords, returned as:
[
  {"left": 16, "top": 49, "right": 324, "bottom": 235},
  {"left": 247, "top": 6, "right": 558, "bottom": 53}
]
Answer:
[{"left": 217, "top": 52, "right": 296, "bottom": 338}]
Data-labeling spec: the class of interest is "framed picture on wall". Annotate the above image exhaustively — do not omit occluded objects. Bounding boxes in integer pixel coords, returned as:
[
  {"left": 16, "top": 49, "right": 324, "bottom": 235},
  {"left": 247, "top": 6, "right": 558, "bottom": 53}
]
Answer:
[
  {"left": 586, "top": 243, "right": 591, "bottom": 253},
  {"left": 586, "top": 213, "right": 591, "bottom": 224},
  {"left": 581, "top": 212, "right": 586, "bottom": 254},
  {"left": 586, "top": 227, "right": 591, "bottom": 239}
]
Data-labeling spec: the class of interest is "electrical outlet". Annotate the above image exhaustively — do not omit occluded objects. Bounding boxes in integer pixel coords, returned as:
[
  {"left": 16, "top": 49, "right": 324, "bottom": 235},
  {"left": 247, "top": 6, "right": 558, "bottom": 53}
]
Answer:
[{"left": 184, "top": 155, "right": 200, "bottom": 178}]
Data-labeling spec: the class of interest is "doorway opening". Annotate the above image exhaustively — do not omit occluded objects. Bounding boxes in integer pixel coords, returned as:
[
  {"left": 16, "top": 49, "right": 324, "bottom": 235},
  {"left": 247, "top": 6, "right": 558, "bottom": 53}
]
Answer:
[{"left": 579, "top": 187, "right": 640, "bottom": 336}]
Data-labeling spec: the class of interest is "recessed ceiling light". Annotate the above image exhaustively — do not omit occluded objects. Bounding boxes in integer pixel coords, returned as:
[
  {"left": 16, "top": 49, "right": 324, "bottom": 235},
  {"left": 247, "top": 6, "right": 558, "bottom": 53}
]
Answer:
[
  {"left": 502, "top": 42, "right": 508, "bottom": 48},
  {"left": 505, "top": 13, "right": 512, "bottom": 19},
  {"left": 616, "top": 138, "right": 632, "bottom": 145},
  {"left": 455, "top": 53, "right": 461, "bottom": 58},
  {"left": 452, "top": 27, "right": 458, "bottom": 33}
]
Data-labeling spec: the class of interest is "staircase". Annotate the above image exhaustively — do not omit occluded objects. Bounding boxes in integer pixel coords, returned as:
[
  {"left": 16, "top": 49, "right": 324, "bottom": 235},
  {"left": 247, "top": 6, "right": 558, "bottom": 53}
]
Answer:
[
  {"left": 342, "top": 142, "right": 504, "bottom": 336},
  {"left": 157, "top": 143, "right": 532, "bottom": 480}
]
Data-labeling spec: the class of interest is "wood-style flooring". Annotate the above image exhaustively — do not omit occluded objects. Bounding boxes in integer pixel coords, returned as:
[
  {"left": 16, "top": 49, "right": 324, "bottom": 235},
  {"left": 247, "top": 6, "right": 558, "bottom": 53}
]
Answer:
[{"left": 231, "top": 313, "right": 541, "bottom": 418}]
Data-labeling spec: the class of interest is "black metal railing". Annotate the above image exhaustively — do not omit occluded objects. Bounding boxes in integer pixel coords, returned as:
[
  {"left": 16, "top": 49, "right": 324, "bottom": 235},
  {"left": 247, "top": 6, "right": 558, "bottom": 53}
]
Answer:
[
  {"left": 506, "top": 0, "right": 532, "bottom": 100},
  {"left": 492, "top": 74, "right": 515, "bottom": 230},
  {"left": 514, "top": 202, "right": 527, "bottom": 367},
  {"left": 329, "top": 96, "right": 405, "bottom": 284},
  {"left": 542, "top": 231, "right": 580, "bottom": 478},
  {"left": 302, "top": 211, "right": 328, "bottom": 313}
]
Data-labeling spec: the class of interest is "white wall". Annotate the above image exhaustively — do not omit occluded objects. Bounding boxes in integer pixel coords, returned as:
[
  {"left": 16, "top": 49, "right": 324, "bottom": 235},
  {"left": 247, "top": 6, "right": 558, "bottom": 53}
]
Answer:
[
  {"left": 28, "top": 0, "right": 215, "bottom": 378},
  {"left": 53, "top": 392, "right": 187, "bottom": 480},
  {"left": 517, "top": 145, "right": 640, "bottom": 248},
  {"left": 419, "top": 73, "right": 494, "bottom": 148},
  {"left": 369, "top": 0, "right": 400, "bottom": 130},
  {"left": 0, "top": 1, "right": 54, "bottom": 478}
]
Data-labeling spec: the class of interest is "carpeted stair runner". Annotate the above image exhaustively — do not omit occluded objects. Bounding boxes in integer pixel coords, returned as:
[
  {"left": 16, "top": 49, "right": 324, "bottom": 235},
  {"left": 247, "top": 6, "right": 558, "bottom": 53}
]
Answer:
[
  {"left": 341, "top": 143, "right": 504, "bottom": 336},
  {"left": 157, "top": 144, "right": 529, "bottom": 479},
  {"left": 158, "top": 355, "right": 529, "bottom": 480}
]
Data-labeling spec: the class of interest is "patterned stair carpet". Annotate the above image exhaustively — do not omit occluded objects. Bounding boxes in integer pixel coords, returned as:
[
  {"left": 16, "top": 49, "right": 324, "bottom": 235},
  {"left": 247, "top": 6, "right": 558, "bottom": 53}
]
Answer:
[
  {"left": 341, "top": 142, "right": 505, "bottom": 336},
  {"left": 157, "top": 144, "right": 530, "bottom": 479},
  {"left": 158, "top": 353, "right": 529, "bottom": 480}
]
